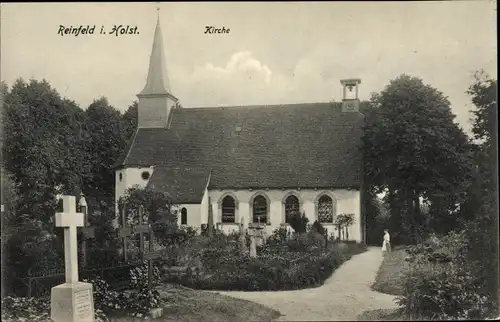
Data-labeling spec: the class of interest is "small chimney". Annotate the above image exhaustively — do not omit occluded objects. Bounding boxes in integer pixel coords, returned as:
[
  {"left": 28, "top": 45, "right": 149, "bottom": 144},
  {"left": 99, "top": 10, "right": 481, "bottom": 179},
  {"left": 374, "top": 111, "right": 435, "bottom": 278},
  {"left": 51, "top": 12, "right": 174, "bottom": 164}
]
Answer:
[{"left": 340, "top": 78, "right": 362, "bottom": 112}]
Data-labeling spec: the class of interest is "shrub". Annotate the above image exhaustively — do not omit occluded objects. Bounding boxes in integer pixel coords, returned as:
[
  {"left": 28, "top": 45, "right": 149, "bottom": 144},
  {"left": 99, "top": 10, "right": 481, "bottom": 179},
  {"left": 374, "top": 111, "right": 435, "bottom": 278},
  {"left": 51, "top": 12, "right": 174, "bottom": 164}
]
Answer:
[
  {"left": 129, "top": 262, "right": 161, "bottom": 289},
  {"left": 1, "top": 296, "right": 51, "bottom": 322},
  {"left": 283, "top": 231, "right": 326, "bottom": 252},
  {"left": 267, "top": 227, "right": 290, "bottom": 246},
  {"left": 82, "top": 268, "right": 162, "bottom": 319},
  {"left": 288, "top": 211, "right": 309, "bottom": 234},
  {"left": 310, "top": 220, "right": 326, "bottom": 235},
  {"left": 396, "top": 230, "right": 489, "bottom": 320}
]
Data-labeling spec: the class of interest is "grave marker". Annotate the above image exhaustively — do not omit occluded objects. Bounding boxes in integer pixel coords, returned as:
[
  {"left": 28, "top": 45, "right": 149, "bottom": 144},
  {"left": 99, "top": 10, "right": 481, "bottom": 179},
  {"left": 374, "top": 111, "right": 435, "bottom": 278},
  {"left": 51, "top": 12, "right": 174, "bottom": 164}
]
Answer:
[
  {"left": 135, "top": 206, "right": 147, "bottom": 261},
  {"left": 78, "top": 193, "right": 95, "bottom": 268},
  {"left": 239, "top": 217, "right": 247, "bottom": 254},
  {"left": 118, "top": 204, "right": 131, "bottom": 261},
  {"left": 145, "top": 225, "right": 162, "bottom": 289},
  {"left": 121, "top": 205, "right": 162, "bottom": 290},
  {"left": 51, "top": 195, "right": 95, "bottom": 322},
  {"left": 247, "top": 226, "right": 264, "bottom": 258}
]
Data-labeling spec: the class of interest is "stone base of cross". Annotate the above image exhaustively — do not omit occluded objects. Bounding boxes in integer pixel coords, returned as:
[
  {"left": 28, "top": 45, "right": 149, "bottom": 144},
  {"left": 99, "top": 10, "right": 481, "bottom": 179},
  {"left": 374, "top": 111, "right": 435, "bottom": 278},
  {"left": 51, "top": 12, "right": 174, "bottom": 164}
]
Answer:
[{"left": 51, "top": 195, "right": 95, "bottom": 322}]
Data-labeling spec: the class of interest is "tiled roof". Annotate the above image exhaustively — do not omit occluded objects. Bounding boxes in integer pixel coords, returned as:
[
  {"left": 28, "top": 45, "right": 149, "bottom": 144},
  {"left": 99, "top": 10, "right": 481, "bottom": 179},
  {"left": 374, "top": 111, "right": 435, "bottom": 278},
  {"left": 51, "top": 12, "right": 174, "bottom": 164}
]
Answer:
[
  {"left": 115, "top": 102, "right": 365, "bottom": 195},
  {"left": 146, "top": 166, "right": 210, "bottom": 204}
]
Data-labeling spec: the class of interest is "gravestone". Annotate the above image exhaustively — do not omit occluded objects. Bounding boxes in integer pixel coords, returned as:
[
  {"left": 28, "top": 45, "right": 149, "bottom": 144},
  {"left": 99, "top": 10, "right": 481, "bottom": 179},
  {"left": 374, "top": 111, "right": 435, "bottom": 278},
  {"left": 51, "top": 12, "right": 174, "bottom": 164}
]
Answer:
[
  {"left": 247, "top": 224, "right": 265, "bottom": 258},
  {"left": 239, "top": 217, "right": 247, "bottom": 254},
  {"left": 78, "top": 193, "right": 95, "bottom": 268},
  {"left": 51, "top": 195, "right": 95, "bottom": 322}
]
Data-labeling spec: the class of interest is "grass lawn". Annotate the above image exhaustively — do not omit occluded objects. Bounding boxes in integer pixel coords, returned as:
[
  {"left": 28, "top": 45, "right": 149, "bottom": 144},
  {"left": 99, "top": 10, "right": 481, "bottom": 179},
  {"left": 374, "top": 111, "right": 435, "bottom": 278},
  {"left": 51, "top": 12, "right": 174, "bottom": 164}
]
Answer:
[
  {"left": 108, "top": 284, "right": 282, "bottom": 322},
  {"left": 357, "top": 247, "right": 409, "bottom": 321},
  {"left": 357, "top": 308, "right": 403, "bottom": 321},
  {"left": 370, "top": 246, "right": 407, "bottom": 296}
]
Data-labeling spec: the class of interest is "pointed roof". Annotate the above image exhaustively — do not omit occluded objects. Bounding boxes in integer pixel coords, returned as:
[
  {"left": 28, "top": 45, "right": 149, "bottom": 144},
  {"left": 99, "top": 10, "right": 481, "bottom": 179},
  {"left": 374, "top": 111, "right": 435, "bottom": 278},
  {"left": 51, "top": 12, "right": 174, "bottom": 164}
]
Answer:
[{"left": 139, "top": 11, "right": 172, "bottom": 96}]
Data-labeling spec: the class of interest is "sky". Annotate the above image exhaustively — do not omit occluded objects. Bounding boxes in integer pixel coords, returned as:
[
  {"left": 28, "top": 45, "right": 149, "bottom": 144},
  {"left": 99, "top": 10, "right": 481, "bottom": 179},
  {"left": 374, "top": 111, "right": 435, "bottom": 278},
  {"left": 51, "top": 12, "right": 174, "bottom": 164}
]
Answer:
[{"left": 1, "top": 1, "right": 497, "bottom": 135}]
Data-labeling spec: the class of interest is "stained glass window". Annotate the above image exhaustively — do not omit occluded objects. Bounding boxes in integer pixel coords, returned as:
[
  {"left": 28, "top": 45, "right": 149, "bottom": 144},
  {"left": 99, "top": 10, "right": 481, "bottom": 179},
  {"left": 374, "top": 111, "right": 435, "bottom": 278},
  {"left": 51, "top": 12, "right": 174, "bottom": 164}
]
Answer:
[
  {"left": 285, "top": 195, "right": 300, "bottom": 223},
  {"left": 253, "top": 195, "right": 267, "bottom": 223},
  {"left": 221, "top": 196, "right": 236, "bottom": 223},
  {"left": 318, "top": 195, "right": 334, "bottom": 223}
]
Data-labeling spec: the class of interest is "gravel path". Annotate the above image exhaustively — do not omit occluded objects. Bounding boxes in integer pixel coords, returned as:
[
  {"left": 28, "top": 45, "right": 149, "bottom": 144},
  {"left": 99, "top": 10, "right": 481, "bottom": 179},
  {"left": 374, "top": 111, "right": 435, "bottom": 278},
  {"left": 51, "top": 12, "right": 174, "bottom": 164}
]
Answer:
[{"left": 209, "top": 247, "right": 399, "bottom": 321}]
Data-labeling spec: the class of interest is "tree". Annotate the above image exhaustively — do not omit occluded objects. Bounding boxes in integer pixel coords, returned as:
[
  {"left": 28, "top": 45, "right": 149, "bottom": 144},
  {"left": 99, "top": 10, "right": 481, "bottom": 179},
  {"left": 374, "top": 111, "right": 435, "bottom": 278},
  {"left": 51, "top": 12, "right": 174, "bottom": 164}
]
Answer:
[
  {"left": 363, "top": 74, "right": 474, "bottom": 243},
  {"left": 334, "top": 213, "right": 355, "bottom": 241},
  {"left": 122, "top": 101, "right": 138, "bottom": 139},
  {"left": 118, "top": 186, "right": 178, "bottom": 246},
  {"left": 81, "top": 97, "right": 129, "bottom": 212},
  {"left": 1, "top": 79, "right": 85, "bottom": 293},
  {"left": 2, "top": 79, "right": 84, "bottom": 222},
  {"left": 464, "top": 71, "right": 498, "bottom": 313}
]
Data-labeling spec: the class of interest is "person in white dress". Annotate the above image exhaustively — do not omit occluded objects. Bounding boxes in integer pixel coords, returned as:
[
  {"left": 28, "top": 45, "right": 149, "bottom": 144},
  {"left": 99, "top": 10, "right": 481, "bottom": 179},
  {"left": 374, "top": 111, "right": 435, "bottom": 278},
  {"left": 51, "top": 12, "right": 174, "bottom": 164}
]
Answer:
[{"left": 382, "top": 229, "right": 391, "bottom": 254}]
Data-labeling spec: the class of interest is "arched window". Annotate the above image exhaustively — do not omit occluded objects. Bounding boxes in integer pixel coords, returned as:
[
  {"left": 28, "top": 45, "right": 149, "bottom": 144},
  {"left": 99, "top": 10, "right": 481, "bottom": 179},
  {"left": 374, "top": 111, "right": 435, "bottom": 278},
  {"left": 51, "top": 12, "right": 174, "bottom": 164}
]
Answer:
[
  {"left": 221, "top": 196, "right": 236, "bottom": 223},
  {"left": 318, "top": 195, "right": 334, "bottom": 223},
  {"left": 181, "top": 207, "right": 187, "bottom": 225},
  {"left": 252, "top": 195, "right": 268, "bottom": 223},
  {"left": 285, "top": 195, "right": 300, "bottom": 223}
]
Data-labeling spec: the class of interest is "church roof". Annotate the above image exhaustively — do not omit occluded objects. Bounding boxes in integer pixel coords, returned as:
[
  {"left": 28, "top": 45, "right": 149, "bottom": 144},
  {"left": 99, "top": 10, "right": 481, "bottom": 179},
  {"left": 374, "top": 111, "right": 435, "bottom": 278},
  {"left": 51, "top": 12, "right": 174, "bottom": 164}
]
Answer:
[
  {"left": 138, "top": 15, "right": 172, "bottom": 96},
  {"left": 146, "top": 166, "right": 210, "bottom": 204},
  {"left": 114, "top": 102, "right": 365, "bottom": 201}
]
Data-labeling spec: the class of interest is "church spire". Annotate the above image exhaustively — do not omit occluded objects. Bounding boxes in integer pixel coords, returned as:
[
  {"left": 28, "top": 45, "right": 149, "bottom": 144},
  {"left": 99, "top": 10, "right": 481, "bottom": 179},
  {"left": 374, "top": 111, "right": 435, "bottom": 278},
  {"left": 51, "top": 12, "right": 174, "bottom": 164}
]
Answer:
[
  {"left": 139, "top": 7, "right": 172, "bottom": 96},
  {"left": 137, "top": 8, "right": 178, "bottom": 129}
]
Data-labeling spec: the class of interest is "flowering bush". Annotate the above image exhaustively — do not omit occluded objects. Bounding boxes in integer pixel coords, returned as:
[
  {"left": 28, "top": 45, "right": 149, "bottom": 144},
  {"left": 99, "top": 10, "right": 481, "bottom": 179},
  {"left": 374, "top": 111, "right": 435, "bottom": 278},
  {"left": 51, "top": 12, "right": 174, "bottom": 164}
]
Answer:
[
  {"left": 1, "top": 296, "right": 51, "bottom": 322},
  {"left": 129, "top": 261, "right": 161, "bottom": 289},
  {"left": 80, "top": 264, "right": 162, "bottom": 319},
  {"left": 127, "top": 287, "right": 161, "bottom": 318},
  {"left": 1, "top": 296, "right": 108, "bottom": 322},
  {"left": 267, "top": 227, "right": 291, "bottom": 246},
  {"left": 396, "top": 230, "right": 489, "bottom": 320},
  {"left": 127, "top": 263, "right": 162, "bottom": 317}
]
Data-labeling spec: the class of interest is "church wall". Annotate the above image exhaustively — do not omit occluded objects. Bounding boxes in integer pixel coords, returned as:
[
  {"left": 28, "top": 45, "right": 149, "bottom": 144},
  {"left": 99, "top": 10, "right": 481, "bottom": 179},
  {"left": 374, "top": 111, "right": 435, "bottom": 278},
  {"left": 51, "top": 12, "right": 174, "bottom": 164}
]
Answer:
[
  {"left": 114, "top": 166, "right": 154, "bottom": 226},
  {"left": 206, "top": 189, "right": 362, "bottom": 242},
  {"left": 176, "top": 204, "right": 201, "bottom": 228},
  {"left": 200, "top": 188, "right": 209, "bottom": 229}
]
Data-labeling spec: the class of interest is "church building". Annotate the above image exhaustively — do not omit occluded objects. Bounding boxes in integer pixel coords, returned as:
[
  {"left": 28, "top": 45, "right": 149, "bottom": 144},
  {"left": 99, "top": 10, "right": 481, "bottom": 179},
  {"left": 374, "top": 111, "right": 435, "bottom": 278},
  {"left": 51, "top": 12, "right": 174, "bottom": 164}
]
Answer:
[{"left": 113, "top": 15, "right": 367, "bottom": 243}]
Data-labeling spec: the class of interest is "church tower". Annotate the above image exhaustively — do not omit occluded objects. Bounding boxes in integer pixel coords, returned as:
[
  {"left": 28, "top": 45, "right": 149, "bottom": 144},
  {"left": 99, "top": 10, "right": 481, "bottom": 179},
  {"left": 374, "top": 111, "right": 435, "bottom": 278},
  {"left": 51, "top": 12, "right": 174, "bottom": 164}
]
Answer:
[
  {"left": 137, "top": 9, "right": 179, "bottom": 128},
  {"left": 340, "top": 78, "right": 361, "bottom": 112}
]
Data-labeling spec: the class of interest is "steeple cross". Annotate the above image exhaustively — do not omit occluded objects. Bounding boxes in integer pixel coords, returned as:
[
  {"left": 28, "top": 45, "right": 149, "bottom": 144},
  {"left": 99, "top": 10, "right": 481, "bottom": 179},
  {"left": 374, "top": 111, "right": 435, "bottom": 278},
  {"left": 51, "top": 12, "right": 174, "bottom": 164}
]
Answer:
[
  {"left": 55, "top": 195, "right": 85, "bottom": 284},
  {"left": 156, "top": 4, "right": 161, "bottom": 24}
]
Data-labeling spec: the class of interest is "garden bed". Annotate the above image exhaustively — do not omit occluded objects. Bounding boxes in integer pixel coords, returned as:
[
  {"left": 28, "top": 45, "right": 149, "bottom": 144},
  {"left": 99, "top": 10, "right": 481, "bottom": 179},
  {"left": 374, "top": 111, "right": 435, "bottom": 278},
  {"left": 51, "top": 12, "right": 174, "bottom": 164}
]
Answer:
[{"left": 177, "top": 241, "right": 367, "bottom": 291}]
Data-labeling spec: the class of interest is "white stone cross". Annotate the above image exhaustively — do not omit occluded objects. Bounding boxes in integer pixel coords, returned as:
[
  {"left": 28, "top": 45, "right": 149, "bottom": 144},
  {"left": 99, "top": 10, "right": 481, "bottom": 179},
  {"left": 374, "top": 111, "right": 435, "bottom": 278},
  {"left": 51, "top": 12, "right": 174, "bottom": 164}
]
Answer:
[{"left": 55, "top": 195, "right": 84, "bottom": 284}]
